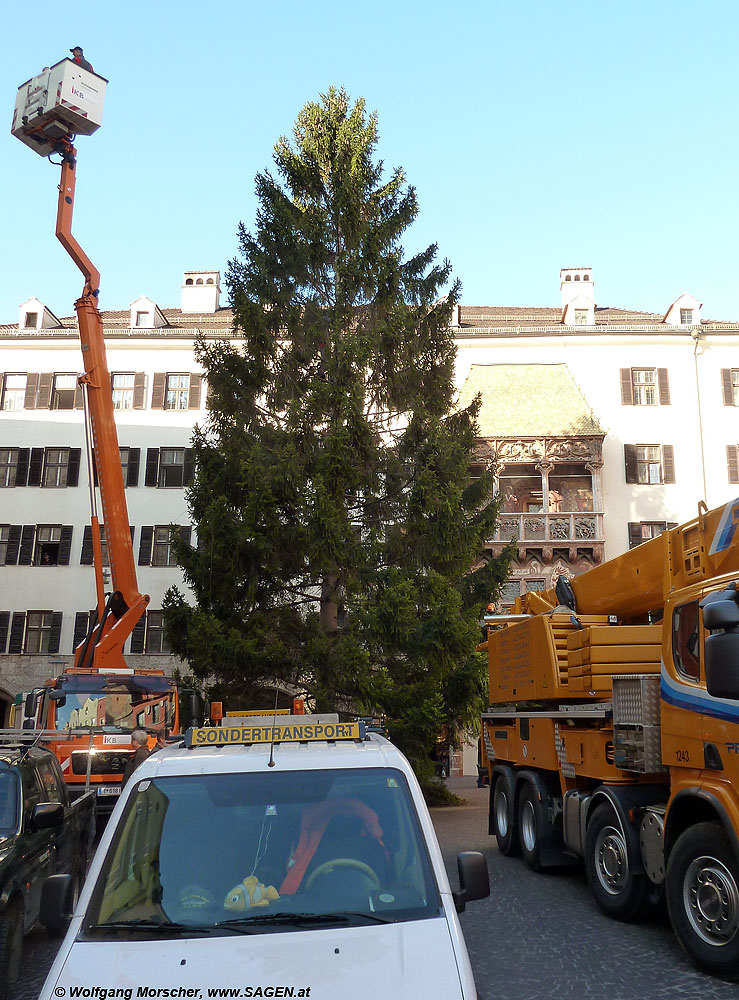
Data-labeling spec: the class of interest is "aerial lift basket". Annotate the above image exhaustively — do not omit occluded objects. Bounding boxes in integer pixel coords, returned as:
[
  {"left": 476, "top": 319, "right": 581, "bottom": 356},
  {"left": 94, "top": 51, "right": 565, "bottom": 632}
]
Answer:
[{"left": 11, "top": 58, "right": 107, "bottom": 157}]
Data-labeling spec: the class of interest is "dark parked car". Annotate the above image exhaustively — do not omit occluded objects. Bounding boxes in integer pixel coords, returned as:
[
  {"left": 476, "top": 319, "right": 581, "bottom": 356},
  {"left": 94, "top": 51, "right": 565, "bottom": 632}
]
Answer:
[{"left": 0, "top": 743, "right": 95, "bottom": 998}]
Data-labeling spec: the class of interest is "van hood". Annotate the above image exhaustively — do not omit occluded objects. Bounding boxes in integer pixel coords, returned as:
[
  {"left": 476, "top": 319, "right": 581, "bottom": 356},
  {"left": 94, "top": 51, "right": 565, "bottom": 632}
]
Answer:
[{"left": 46, "top": 917, "right": 465, "bottom": 999}]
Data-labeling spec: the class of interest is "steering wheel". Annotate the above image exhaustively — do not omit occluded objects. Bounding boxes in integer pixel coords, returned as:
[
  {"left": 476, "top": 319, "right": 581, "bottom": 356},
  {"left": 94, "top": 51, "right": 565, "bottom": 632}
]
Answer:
[{"left": 304, "top": 859, "right": 380, "bottom": 891}]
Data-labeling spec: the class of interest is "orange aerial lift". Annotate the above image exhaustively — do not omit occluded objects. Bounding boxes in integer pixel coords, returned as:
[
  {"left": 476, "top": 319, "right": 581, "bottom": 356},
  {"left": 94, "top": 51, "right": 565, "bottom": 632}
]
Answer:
[{"left": 10, "top": 59, "right": 190, "bottom": 812}]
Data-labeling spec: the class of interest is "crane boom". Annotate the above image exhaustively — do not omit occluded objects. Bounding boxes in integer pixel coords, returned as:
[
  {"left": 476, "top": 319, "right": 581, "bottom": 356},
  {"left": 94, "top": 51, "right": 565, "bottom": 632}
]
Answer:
[
  {"left": 518, "top": 499, "right": 739, "bottom": 620},
  {"left": 55, "top": 143, "right": 149, "bottom": 668}
]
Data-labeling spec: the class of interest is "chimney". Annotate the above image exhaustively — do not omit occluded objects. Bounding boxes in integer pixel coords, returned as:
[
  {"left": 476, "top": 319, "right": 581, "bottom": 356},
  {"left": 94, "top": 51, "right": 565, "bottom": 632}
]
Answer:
[
  {"left": 560, "top": 267, "right": 594, "bottom": 309},
  {"left": 181, "top": 271, "right": 220, "bottom": 314}
]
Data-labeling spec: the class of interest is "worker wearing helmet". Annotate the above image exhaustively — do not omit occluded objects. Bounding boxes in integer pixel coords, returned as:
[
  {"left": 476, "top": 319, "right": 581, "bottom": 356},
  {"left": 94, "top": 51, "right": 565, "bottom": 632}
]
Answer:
[{"left": 70, "top": 47, "right": 94, "bottom": 73}]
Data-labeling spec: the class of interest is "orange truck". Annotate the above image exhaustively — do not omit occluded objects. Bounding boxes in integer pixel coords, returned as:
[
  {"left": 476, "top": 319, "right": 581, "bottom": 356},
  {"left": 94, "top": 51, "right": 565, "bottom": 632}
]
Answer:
[
  {"left": 8, "top": 60, "right": 194, "bottom": 812},
  {"left": 480, "top": 497, "right": 739, "bottom": 979}
]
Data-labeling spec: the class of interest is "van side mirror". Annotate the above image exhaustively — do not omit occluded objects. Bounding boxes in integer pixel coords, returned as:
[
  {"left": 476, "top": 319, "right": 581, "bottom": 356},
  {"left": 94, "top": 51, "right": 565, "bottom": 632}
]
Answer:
[{"left": 452, "top": 851, "right": 490, "bottom": 913}]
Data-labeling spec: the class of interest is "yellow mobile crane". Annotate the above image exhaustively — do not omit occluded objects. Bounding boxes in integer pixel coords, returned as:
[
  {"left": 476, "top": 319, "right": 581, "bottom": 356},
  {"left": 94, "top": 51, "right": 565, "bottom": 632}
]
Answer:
[{"left": 480, "top": 497, "right": 739, "bottom": 978}]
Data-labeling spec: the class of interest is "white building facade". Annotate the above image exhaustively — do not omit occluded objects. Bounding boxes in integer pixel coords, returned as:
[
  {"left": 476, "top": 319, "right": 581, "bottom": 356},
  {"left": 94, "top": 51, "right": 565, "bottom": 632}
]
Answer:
[{"left": 0, "top": 267, "right": 738, "bottom": 727}]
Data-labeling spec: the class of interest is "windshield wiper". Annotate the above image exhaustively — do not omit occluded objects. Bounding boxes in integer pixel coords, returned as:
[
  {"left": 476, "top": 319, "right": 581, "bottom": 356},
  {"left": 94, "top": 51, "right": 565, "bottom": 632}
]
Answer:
[
  {"left": 87, "top": 920, "right": 254, "bottom": 937},
  {"left": 217, "top": 911, "right": 394, "bottom": 928}
]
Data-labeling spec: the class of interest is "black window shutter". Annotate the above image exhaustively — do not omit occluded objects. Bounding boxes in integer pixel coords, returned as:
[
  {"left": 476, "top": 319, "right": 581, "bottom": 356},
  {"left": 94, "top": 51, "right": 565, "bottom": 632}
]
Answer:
[
  {"left": 130, "top": 614, "right": 146, "bottom": 654},
  {"left": 188, "top": 374, "right": 202, "bottom": 410},
  {"left": 657, "top": 369, "right": 671, "bottom": 405},
  {"left": 138, "top": 526, "right": 154, "bottom": 566},
  {"left": 67, "top": 448, "right": 81, "bottom": 487},
  {"left": 627, "top": 523, "right": 642, "bottom": 549},
  {"left": 728, "top": 446, "right": 739, "bottom": 485},
  {"left": 28, "top": 448, "right": 44, "bottom": 486},
  {"left": 81, "top": 525, "right": 93, "bottom": 564},
  {"left": 127, "top": 448, "right": 140, "bottom": 487},
  {"left": 721, "top": 370, "right": 735, "bottom": 406},
  {"left": 58, "top": 526, "right": 73, "bottom": 565},
  {"left": 0, "top": 612, "right": 9, "bottom": 653},
  {"left": 662, "top": 445, "right": 676, "bottom": 484},
  {"left": 8, "top": 612, "right": 25, "bottom": 654},
  {"left": 620, "top": 369, "right": 634, "bottom": 405},
  {"left": 73, "top": 611, "right": 90, "bottom": 650},
  {"left": 16, "top": 449, "right": 29, "bottom": 486},
  {"left": 624, "top": 445, "right": 638, "bottom": 483},
  {"left": 5, "top": 526, "right": 21, "bottom": 565},
  {"left": 151, "top": 373, "right": 166, "bottom": 409},
  {"left": 18, "top": 525, "right": 35, "bottom": 565},
  {"left": 24, "top": 374, "right": 39, "bottom": 409},
  {"left": 179, "top": 525, "right": 192, "bottom": 546},
  {"left": 145, "top": 449, "right": 160, "bottom": 487},
  {"left": 49, "top": 612, "right": 63, "bottom": 654},
  {"left": 37, "top": 373, "right": 53, "bottom": 409},
  {"left": 667, "top": 522, "right": 679, "bottom": 530},
  {"left": 183, "top": 448, "right": 195, "bottom": 486},
  {"left": 133, "top": 373, "right": 146, "bottom": 409}
]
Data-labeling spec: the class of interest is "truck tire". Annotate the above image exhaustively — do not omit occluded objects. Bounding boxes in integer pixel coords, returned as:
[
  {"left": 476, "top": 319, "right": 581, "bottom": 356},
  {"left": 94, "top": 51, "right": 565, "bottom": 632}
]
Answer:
[
  {"left": 518, "top": 783, "right": 544, "bottom": 871},
  {"left": 666, "top": 822, "right": 739, "bottom": 980},
  {"left": 584, "top": 803, "right": 649, "bottom": 920},
  {"left": 0, "top": 903, "right": 23, "bottom": 1000},
  {"left": 492, "top": 774, "right": 519, "bottom": 856}
]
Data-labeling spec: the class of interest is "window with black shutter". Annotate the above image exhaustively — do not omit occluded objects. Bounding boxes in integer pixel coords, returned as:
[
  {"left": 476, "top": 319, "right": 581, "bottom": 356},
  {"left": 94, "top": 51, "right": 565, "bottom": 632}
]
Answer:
[
  {"left": 73, "top": 611, "right": 94, "bottom": 651},
  {"left": 145, "top": 448, "right": 160, "bottom": 486},
  {"left": 28, "top": 448, "right": 44, "bottom": 486},
  {"left": 49, "top": 612, "right": 63, "bottom": 654},
  {"left": 0, "top": 612, "right": 9, "bottom": 653},
  {"left": 127, "top": 447, "right": 141, "bottom": 486},
  {"left": 624, "top": 445, "right": 638, "bottom": 483},
  {"left": 129, "top": 614, "right": 146, "bottom": 654},
  {"left": 18, "top": 526, "right": 35, "bottom": 565},
  {"left": 138, "top": 526, "right": 154, "bottom": 566},
  {"left": 1, "top": 525, "right": 21, "bottom": 565},
  {"left": 8, "top": 612, "right": 25, "bottom": 654},
  {"left": 57, "top": 526, "right": 73, "bottom": 565}
]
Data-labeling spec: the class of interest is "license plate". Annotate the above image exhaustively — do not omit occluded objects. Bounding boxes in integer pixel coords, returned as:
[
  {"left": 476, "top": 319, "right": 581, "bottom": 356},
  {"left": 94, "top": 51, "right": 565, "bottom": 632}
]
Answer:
[{"left": 96, "top": 785, "right": 121, "bottom": 796}]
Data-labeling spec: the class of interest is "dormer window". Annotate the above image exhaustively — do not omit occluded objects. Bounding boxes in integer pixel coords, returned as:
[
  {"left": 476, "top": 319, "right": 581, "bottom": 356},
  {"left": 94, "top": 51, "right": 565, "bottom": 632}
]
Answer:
[
  {"left": 574, "top": 309, "right": 588, "bottom": 326},
  {"left": 680, "top": 308, "right": 693, "bottom": 325},
  {"left": 135, "top": 311, "right": 149, "bottom": 328},
  {"left": 24, "top": 312, "right": 38, "bottom": 329}
]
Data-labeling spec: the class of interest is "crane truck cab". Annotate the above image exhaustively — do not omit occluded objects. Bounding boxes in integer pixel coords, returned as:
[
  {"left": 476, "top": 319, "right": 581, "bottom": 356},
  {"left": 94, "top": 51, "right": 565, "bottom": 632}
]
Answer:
[{"left": 39, "top": 715, "right": 489, "bottom": 1000}]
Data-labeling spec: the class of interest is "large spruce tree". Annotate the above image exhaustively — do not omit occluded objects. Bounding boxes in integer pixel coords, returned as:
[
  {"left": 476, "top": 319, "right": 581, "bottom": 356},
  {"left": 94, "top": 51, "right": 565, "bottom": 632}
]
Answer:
[{"left": 164, "top": 87, "right": 511, "bottom": 777}]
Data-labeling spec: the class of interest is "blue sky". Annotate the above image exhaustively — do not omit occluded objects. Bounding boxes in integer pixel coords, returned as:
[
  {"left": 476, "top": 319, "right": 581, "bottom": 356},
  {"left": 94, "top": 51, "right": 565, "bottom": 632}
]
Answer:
[{"left": 3, "top": 0, "right": 739, "bottom": 322}]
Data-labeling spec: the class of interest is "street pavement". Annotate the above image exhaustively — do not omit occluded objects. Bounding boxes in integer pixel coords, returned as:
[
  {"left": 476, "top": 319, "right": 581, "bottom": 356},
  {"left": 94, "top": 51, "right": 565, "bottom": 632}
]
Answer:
[{"left": 10, "top": 777, "right": 739, "bottom": 1000}]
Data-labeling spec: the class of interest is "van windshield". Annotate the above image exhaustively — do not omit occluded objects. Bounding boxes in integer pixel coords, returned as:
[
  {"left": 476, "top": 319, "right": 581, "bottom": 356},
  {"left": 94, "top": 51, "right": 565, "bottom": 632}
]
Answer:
[{"left": 82, "top": 767, "right": 441, "bottom": 937}]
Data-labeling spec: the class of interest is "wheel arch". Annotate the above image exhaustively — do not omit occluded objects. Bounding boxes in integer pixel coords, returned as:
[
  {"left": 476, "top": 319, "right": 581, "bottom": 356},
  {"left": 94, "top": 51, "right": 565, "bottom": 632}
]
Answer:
[
  {"left": 488, "top": 763, "right": 516, "bottom": 837},
  {"left": 584, "top": 784, "right": 667, "bottom": 876},
  {"left": 666, "top": 788, "right": 739, "bottom": 866}
]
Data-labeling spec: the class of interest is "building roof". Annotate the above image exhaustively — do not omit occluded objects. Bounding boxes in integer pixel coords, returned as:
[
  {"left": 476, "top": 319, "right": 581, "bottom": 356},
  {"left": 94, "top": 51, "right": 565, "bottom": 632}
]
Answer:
[
  {"left": 1, "top": 301, "right": 738, "bottom": 338},
  {"left": 457, "top": 363, "right": 604, "bottom": 438}
]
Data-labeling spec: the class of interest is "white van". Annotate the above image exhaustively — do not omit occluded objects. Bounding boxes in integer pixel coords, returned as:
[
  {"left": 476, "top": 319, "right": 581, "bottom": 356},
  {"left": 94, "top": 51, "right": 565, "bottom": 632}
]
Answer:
[{"left": 39, "top": 718, "right": 488, "bottom": 1000}]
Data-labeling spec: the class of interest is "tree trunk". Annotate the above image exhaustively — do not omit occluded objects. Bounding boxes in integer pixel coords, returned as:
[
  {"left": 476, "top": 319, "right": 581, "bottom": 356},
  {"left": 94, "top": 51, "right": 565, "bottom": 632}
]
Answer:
[{"left": 319, "top": 573, "right": 339, "bottom": 633}]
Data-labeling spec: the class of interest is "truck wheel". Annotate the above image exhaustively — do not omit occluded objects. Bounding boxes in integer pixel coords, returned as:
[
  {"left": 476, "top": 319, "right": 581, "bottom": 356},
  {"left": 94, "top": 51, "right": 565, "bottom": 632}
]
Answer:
[
  {"left": 584, "top": 803, "right": 649, "bottom": 920},
  {"left": 492, "top": 774, "right": 519, "bottom": 856},
  {"left": 0, "top": 903, "right": 23, "bottom": 1000},
  {"left": 518, "top": 783, "right": 543, "bottom": 871},
  {"left": 666, "top": 822, "right": 739, "bottom": 980}
]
